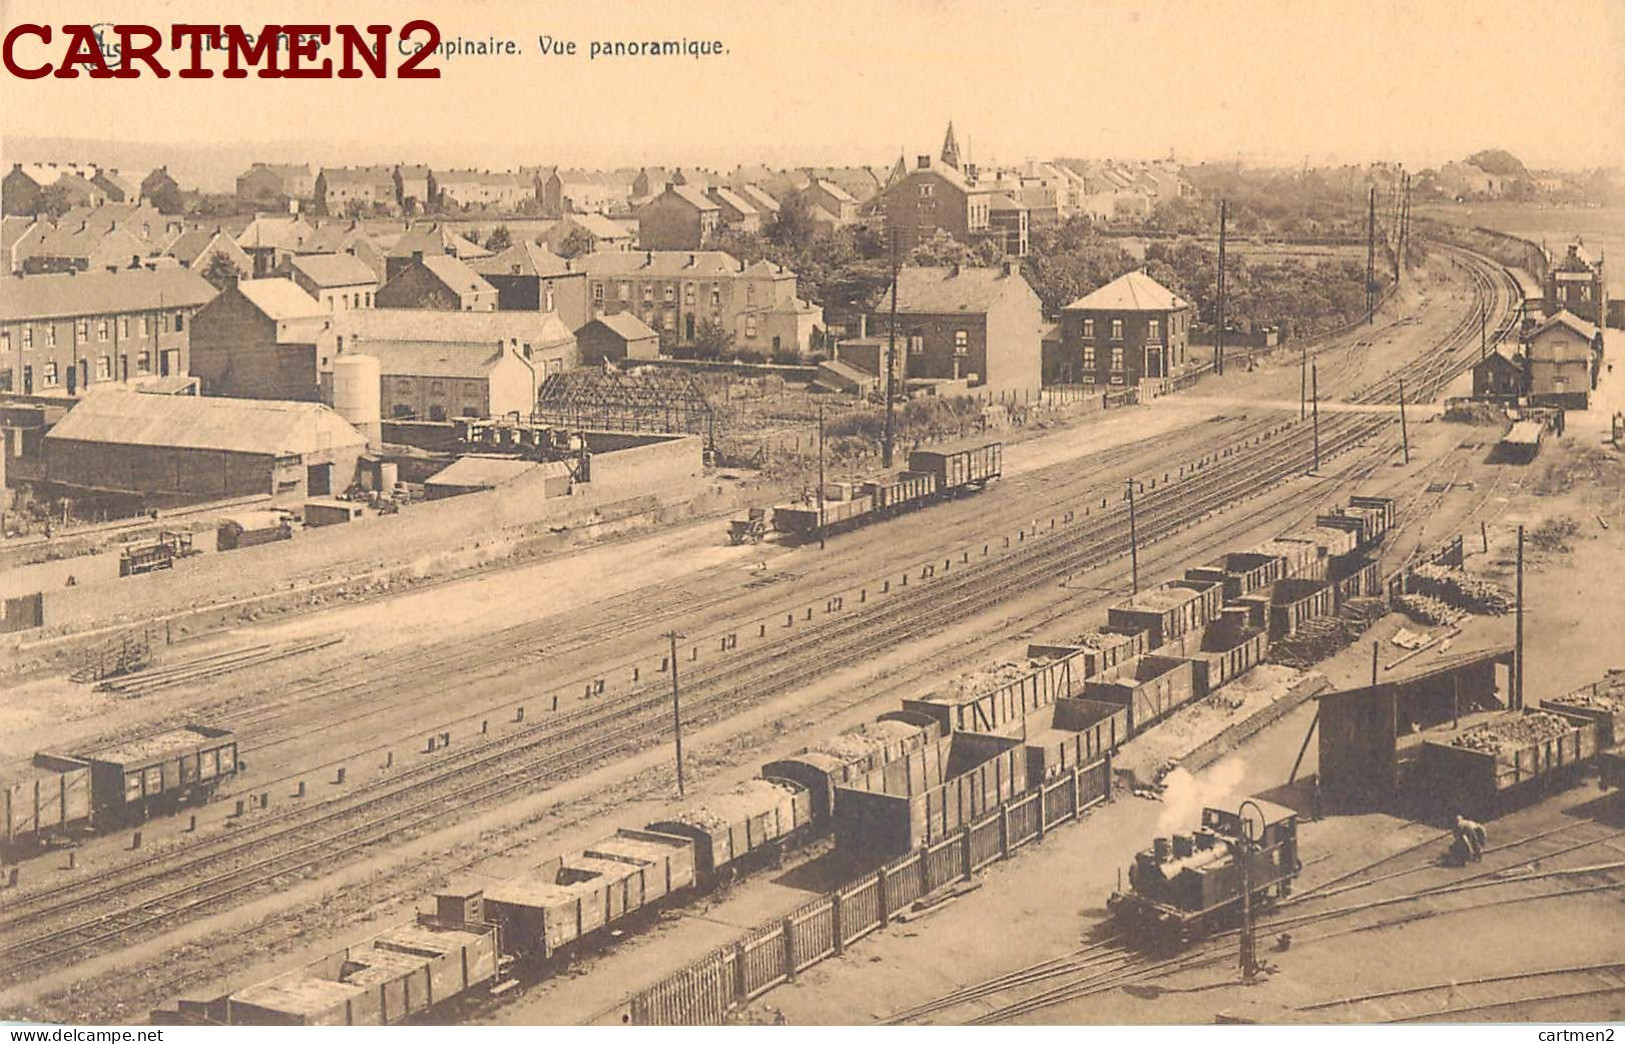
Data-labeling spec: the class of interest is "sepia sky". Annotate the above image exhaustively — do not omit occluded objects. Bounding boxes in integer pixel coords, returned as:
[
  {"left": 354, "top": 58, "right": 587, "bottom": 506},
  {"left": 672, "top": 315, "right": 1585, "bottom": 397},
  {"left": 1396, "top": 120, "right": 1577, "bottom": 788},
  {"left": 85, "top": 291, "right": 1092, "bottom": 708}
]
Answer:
[{"left": 2, "top": 0, "right": 1623, "bottom": 175}]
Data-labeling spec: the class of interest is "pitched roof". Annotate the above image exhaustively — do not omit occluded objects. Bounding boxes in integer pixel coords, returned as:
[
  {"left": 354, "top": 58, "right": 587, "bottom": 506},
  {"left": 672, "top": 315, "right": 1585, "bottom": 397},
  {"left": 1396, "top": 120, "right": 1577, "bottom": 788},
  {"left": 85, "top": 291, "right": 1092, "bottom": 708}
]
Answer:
[
  {"left": 45, "top": 392, "right": 365, "bottom": 456},
  {"left": 0, "top": 267, "right": 217, "bottom": 322},
  {"left": 652, "top": 185, "right": 720, "bottom": 211},
  {"left": 359, "top": 342, "right": 516, "bottom": 379},
  {"left": 413, "top": 254, "right": 497, "bottom": 298},
  {"left": 162, "top": 229, "right": 236, "bottom": 266},
  {"left": 810, "top": 178, "right": 856, "bottom": 204},
  {"left": 332, "top": 307, "right": 575, "bottom": 349},
  {"left": 564, "top": 212, "right": 633, "bottom": 239},
  {"left": 302, "top": 221, "right": 375, "bottom": 254},
  {"left": 893, "top": 265, "right": 1030, "bottom": 314},
  {"left": 707, "top": 186, "right": 759, "bottom": 217},
  {"left": 470, "top": 242, "right": 572, "bottom": 278},
  {"left": 386, "top": 222, "right": 490, "bottom": 259},
  {"left": 237, "top": 215, "right": 314, "bottom": 251},
  {"left": 289, "top": 252, "right": 378, "bottom": 287},
  {"left": 1063, "top": 270, "right": 1188, "bottom": 312},
  {"left": 738, "top": 184, "right": 781, "bottom": 212},
  {"left": 590, "top": 312, "right": 659, "bottom": 341},
  {"left": 2, "top": 216, "right": 39, "bottom": 253},
  {"left": 1530, "top": 309, "right": 1599, "bottom": 342},
  {"left": 237, "top": 277, "right": 329, "bottom": 321},
  {"left": 31, "top": 224, "right": 153, "bottom": 261},
  {"left": 425, "top": 456, "right": 569, "bottom": 490},
  {"left": 988, "top": 193, "right": 1026, "bottom": 211},
  {"left": 320, "top": 165, "right": 394, "bottom": 189},
  {"left": 574, "top": 249, "right": 760, "bottom": 279}
]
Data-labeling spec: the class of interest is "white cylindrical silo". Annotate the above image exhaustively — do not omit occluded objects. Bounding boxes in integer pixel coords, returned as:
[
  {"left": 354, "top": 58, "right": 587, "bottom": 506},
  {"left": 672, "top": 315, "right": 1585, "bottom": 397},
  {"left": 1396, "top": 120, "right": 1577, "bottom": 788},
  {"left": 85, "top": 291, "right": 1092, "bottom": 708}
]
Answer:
[{"left": 332, "top": 353, "right": 383, "bottom": 449}]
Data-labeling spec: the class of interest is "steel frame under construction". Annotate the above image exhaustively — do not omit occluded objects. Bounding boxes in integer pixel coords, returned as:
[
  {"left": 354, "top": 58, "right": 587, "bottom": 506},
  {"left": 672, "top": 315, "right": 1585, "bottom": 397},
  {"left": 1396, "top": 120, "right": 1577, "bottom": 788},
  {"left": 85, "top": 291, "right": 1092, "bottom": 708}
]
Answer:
[{"left": 534, "top": 364, "right": 716, "bottom": 445}]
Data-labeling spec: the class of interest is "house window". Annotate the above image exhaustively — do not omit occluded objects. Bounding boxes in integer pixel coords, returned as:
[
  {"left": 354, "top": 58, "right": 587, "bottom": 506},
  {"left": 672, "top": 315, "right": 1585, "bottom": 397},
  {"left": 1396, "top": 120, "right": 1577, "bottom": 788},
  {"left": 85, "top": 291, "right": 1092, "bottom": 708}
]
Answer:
[
  {"left": 746, "top": 284, "right": 755, "bottom": 305},
  {"left": 45, "top": 326, "right": 54, "bottom": 348},
  {"left": 543, "top": 284, "right": 555, "bottom": 312},
  {"left": 392, "top": 403, "right": 412, "bottom": 418},
  {"left": 119, "top": 317, "right": 130, "bottom": 338},
  {"left": 1581, "top": 285, "right": 1591, "bottom": 301},
  {"left": 162, "top": 315, "right": 171, "bottom": 333},
  {"left": 137, "top": 351, "right": 151, "bottom": 373},
  {"left": 919, "top": 184, "right": 933, "bottom": 198},
  {"left": 1110, "top": 347, "right": 1125, "bottom": 371},
  {"left": 176, "top": 312, "right": 185, "bottom": 331},
  {"left": 746, "top": 315, "right": 758, "bottom": 339},
  {"left": 1083, "top": 346, "right": 1096, "bottom": 368},
  {"left": 428, "top": 404, "right": 447, "bottom": 422},
  {"left": 0, "top": 368, "right": 10, "bottom": 392},
  {"left": 1148, "top": 319, "right": 1161, "bottom": 342},
  {"left": 643, "top": 282, "right": 654, "bottom": 303},
  {"left": 43, "top": 361, "right": 58, "bottom": 386},
  {"left": 97, "top": 320, "right": 108, "bottom": 342},
  {"left": 954, "top": 330, "right": 969, "bottom": 356},
  {"left": 684, "top": 283, "right": 696, "bottom": 305},
  {"left": 2, "top": 330, "right": 9, "bottom": 353},
  {"left": 618, "top": 282, "right": 631, "bottom": 302},
  {"left": 1111, "top": 319, "right": 1123, "bottom": 341},
  {"left": 430, "top": 380, "right": 446, "bottom": 396},
  {"left": 139, "top": 317, "right": 148, "bottom": 337},
  {"left": 461, "top": 406, "right": 480, "bottom": 418},
  {"left": 908, "top": 334, "right": 925, "bottom": 356},
  {"left": 664, "top": 284, "right": 675, "bottom": 303},
  {"left": 593, "top": 283, "right": 605, "bottom": 303},
  {"left": 96, "top": 355, "right": 111, "bottom": 380},
  {"left": 76, "top": 319, "right": 88, "bottom": 342},
  {"left": 365, "top": 292, "right": 373, "bottom": 307},
  {"left": 395, "top": 379, "right": 412, "bottom": 394},
  {"left": 710, "top": 285, "right": 721, "bottom": 307},
  {"left": 1082, "top": 319, "right": 1094, "bottom": 340}
]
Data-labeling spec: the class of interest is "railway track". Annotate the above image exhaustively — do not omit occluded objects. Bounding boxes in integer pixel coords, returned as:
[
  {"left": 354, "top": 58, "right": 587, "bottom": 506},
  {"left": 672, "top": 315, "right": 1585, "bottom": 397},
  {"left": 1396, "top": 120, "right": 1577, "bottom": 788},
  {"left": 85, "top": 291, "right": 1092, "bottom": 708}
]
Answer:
[{"left": 0, "top": 244, "right": 1519, "bottom": 991}]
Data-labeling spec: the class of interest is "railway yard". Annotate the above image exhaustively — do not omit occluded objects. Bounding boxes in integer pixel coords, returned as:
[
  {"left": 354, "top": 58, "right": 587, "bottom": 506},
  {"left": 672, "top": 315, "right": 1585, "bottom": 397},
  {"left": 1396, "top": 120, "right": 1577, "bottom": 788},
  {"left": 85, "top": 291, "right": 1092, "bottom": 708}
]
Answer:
[{"left": 3, "top": 239, "right": 1624, "bottom": 1028}]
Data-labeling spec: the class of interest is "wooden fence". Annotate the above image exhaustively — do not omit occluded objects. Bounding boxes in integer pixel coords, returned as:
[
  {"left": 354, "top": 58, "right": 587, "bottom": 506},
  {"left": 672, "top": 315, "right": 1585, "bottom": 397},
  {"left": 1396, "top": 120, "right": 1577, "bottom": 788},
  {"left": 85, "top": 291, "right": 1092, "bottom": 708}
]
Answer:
[{"left": 624, "top": 758, "right": 1112, "bottom": 1025}]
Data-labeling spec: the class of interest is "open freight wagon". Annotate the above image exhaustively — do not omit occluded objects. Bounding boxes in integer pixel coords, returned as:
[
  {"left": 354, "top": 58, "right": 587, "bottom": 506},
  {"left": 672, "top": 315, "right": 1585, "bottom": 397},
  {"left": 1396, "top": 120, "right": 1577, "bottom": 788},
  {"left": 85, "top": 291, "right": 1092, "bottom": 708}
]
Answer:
[{"left": 1418, "top": 710, "right": 1599, "bottom": 818}]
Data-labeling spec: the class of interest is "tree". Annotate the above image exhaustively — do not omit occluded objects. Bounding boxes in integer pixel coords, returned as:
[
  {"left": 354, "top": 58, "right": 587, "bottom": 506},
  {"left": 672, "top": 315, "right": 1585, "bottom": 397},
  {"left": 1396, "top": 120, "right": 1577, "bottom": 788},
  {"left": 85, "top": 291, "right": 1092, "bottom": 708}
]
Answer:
[
  {"left": 34, "top": 185, "right": 78, "bottom": 219},
  {"left": 484, "top": 225, "right": 513, "bottom": 252},
  {"left": 201, "top": 252, "right": 245, "bottom": 291},
  {"left": 766, "top": 191, "right": 816, "bottom": 250},
  {"left": 909, "top": 229, "right": 971, "bottom": 267},
  {"left": 970, "top": 238, "right": 1006, "bottom": 267},
  {"left": 343, "top": 199, "right": 367, "bottom": 220},
  {"left": 554, "top": 227, "right": 595, "bottom": 259},
  {"left": 692, "top": 318, "right": 735, "bottom": 360}
]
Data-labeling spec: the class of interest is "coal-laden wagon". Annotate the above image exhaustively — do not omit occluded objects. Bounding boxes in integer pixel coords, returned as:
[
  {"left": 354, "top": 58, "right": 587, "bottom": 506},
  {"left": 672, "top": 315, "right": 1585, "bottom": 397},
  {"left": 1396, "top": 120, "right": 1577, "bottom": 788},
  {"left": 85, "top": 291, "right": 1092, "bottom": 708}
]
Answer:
[{"left": 76, "top": 724, "right": 238, "bottom": 824}]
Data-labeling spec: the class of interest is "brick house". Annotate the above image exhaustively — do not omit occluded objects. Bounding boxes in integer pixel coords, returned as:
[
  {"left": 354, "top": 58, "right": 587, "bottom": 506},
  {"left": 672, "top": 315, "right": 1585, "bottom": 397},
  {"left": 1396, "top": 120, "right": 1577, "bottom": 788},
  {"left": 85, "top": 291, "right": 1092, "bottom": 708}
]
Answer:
[
  {"left": 575, "top": 250, "right": 802, "bottom": 349},
  {"left": 1526, "top": 310, "right": 1602, "bottom": 409},
  {"left": 162, "top": 228, "right": 253, "bottom": 279},
  {"left": 802, "top": 179, "right": 858, "bottom": 227},
  {"left": 235, "top": 163, "right": 315, "bottom": 204},
  {"left": 377, "top": 254, "right": 498, "bottom": 312},
  {"left": 1470, "top": 349, "right": 1527, "bottom": 402},
  {"left": 1059, "top": 270, "right": 1193, "bottom": 387},
  {"left": 284, "top": 253, "right": 380, "bottom": 312},
  {"left": 873, "top": 152, "right": 995, "bottom": 257},
  {"left": 636, "top": 185, "right": 721, "bottom": 251},
  {"left": 393, "top": 164, "right": 432, "bottom": 214},
  {"left": 872, "top": 262, "right": 1043, "bottom": 399},
  {"left": 1544, "top": 240, "right": 1607, "bottom": 329},
  {"left": 189, "top": 278, "right": 333, "bottom": 400},
  {"left": 2, "top": 164, "right": 104, "bottom": 215},
  {"left": 470, "top": 243, "right": 590, "bottom": 331},
  {"left": 91, "top": 168, "right": 144, "bottom": 204},
  {"left": 237, "top": 214, "right": 317, "bottom": 277},
  {"left": 706, "top": 187, "right": 761, "bottom": 234},
  {"left": 540, "top": 213, "right": 635, "bottom": 256},
  {"left": 367, "top": 340, "right": 537, "bottom": 422},
  {"left": 316, "top": 166, "right": 399, "bottom": 217},
  {"left": 0, "top": 266, "right": 216, "bottom": 397},
  {"left": 987, "top": 193, "right": 1030, "bottom": 257},
  {"left": 540, "top": 169, "right": 630, "bottom": 216},
  {"left": 326, "top": 309, "right": 576, "bottom": 406},
  {"left": 382, "top": 223, "right": 491, "bottom": 282}
]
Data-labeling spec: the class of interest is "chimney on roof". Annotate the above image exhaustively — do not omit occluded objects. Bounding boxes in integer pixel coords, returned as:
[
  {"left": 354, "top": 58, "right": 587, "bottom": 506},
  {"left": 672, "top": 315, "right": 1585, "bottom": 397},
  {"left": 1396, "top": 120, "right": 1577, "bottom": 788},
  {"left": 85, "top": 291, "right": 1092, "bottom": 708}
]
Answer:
[
  {"left": 686, "top": 253, "right": 696, "bottom": 268},
  {"left": 107, "top": 265, "right": 119, "bottom": 274},
  {"left": 1003, "top": 259, "right": 1016, "bottom": 277},
  {"left": 129, "top": 255, "right": 140, "bottom": 268},
  {"left": 917, "top": 155, "right": 931, "bottom": 170},
  {"left": 644, "top": 251, "right": 653, "bottom": 267},
  {"left": 80, "top": 220, "right": 88, "bottom": 232},
  {"left": 412, "top": 250, "right": 424, "bottom": 263}
]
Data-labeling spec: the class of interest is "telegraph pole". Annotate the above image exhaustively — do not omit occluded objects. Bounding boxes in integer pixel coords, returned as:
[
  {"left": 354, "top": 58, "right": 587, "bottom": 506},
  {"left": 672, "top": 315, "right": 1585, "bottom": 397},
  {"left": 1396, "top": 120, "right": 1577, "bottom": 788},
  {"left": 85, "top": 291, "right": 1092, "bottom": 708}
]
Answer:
[
  {"left": 817, "top": 403, "right": 827, "bottom": 551},
  {"left": 1481, "top": 305, "right": 1488, "bottom": 361},
  {"left": 1398, "top": 377, "right": 1410, "bottom": 464},
  {"left": 1515, "top": 525, "right": 1525, "bottom": 710},
  {"left": 1300, "top": 344, "right": 1307, "bottom": 420},
  {"left": 1366, "top": 186, "right": 1377, "bottom": 323},
  {"left": 1215, "top": 199, "right": 1228, "bottom": 376},
  {"left": 664, "top": 630, "right": 686, "bottom": 797},
  {"left": 883, "top": 227, "right": 900, "bottom": 469},
  {"left": 1126, "top": 478, "right": 1140, "bottom": 596},
  {"left": 1311, "top": 362, "right": 1321, "bottom": 473}
]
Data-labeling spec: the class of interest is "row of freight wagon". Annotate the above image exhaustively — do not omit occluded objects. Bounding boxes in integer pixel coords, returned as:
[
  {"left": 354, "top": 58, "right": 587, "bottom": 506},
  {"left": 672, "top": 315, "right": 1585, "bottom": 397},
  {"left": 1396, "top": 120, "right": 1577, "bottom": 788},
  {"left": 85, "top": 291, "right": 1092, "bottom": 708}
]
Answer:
[
  {"left": 730, "top": 443, "right": 1002, "bottom": 543},
  {"left": 207, "top": 492, "right": 1395, "bottom": 1025},
  {"left": 3, "top": 725, "right": 238, "bottom": 849}
]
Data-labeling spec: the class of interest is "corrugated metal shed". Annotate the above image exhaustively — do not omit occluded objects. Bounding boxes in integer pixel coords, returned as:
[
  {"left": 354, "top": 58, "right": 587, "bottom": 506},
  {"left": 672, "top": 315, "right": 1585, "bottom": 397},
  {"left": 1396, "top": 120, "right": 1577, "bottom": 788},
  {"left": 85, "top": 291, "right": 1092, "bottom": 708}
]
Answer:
[{"left": 45, "top": 393, "right": 367, "bottom": 457}]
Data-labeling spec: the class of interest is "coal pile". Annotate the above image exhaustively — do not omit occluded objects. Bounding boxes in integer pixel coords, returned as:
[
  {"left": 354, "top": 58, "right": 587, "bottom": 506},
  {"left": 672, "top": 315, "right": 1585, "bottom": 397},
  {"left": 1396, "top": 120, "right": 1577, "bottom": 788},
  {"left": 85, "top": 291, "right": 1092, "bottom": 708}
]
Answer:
[
  {"left": 1452, "top": 712, "right": 1574, "bottom": 757},
  {"left": 1395, "top": 593, "right": 1466, "bottom": 626},
  {"left": 1408, "top": 563, "right": 1514, "bottom": 615}
]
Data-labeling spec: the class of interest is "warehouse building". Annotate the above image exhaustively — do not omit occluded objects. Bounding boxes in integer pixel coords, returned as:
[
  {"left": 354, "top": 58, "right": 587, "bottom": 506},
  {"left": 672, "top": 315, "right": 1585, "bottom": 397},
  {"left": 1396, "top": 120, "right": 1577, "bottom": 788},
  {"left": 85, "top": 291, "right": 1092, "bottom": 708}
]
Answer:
[{"left": 42, "top": 392, "right": 368, "bottom": 506}]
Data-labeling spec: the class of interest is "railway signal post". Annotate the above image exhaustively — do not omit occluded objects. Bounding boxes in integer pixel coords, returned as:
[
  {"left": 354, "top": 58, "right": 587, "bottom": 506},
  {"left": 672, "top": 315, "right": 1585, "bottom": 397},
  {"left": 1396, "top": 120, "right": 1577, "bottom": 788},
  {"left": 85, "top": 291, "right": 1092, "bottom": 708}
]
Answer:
[
  {"left": 1127, "top": 478, "right": 1140, "bottom": 596},
  {"left": 664, "top": 630, "right": 687, "bottom": 797}
]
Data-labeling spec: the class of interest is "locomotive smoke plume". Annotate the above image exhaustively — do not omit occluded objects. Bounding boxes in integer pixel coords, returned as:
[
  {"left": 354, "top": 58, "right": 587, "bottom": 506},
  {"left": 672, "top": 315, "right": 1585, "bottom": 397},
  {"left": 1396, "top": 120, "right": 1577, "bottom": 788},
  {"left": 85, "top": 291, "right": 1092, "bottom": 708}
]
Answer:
[{"left": 1157, "top": 757, "right": 1247, "bottom": 835}]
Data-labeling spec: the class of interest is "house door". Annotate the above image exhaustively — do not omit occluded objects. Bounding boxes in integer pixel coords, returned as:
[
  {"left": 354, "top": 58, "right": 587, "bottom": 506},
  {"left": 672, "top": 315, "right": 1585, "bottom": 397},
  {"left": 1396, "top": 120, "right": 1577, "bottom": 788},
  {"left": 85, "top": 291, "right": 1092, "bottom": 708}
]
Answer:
[
  {"left": 685, "top": 314, "right": 695, "bottom": 341},
  {"left": 307, "top": 462, "right": 332, "bottom": 496},
  {"left": 161, "top": 349, "right": 179, "bottom": 376},
  {"left": 22, "top": 366, "right": 32, "bottom": 394},
  {"left": 66, "top": 364, "right": 78, "bottom": 395}
]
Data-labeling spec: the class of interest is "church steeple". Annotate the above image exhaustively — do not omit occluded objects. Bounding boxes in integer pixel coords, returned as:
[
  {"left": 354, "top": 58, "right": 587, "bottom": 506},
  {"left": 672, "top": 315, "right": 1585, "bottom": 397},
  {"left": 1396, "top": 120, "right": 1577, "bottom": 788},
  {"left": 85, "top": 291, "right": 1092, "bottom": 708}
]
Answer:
[{"left": 941, "top": 121, "right": 961, "bottom": 170}]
